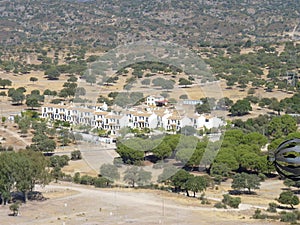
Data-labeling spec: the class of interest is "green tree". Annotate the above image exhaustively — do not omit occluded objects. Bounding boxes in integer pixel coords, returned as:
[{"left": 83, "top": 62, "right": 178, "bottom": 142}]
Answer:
[
  {"left": 141, "top": 79, "right": 151, "bottom": 86},
  {"left": 100, "top": 164, "right": 120, "bottom": 182},
  {"left": 29, "top": 77, "right": 38, "bottom": 84},
  {"left": 12, "top": 150, "right": 50, "bottom": 202},
  {"left": 266, "top": 82, "right": 275, "bottom": 92},
  {"left": 75, "top": 87, "right": 86, "bottom": 96},
  {"left": 51, "top": 166, "right": 63, "bottom": 183},
  {"left": 157, "top": 166, "right": 177, "bottom": 184},
  {"left": 217, "top": 97, "right": 233, "bottom": 110},
  {"left": 152, "top": 142, "right": 172, "bottom": 160},
  {"left": 277, "top": 191, "right": 299, "bottom": 209},
  {"left": 26, "top": 95, "right": 41, "bottom": 109},
  {"left": 45, "top": 66, "right": 60, "bottom": 80},
  {"left": 123, "top": 166, "right": 152, "bottom": 187},
  {"left": 67, "top": 76, "right": 78, "bottom": 82},
  {"left": 85, "top": 74, "right": 96, "bottom": 85},
  {"left": 195, "top": 102, "right": 211, "bottom": 114},
  {"left": 49, "top": 155, "right": 70, "bottom": 168},
  {"left": 0, "top": 91, "right": 6, "bottom": 97},
  {"left": 10, "top": 90, "right": 25, "bottom": 105},
  {"left": 1, "top": 116, "right": 6, "bottom": 126},
  {"left": 179, "top": 94, "right": 188, "bottom": 99},
  {"left": 170, "top": 169, "right": 193, "bottom": 195},
  {"left": 0, "top": 79, "right": 12, "bottom": 89},
  {"left": 0, "top": 153, "right": 15, "bottom": 205},
  {"left": 229, "top": 99, "right": 252, "bottom": 116},
  {"left": 179, "top": 78, "right": 192, "bottom": 87},
  {"left": 17, "top": 117, "right": 31, "bottom": 134},
  {"left": 231, "top": 173, "right": 261, "bottom": 194},
  {"left": 31, "top": 133, "right": 56, "bottom": 152},
  {"left": 116, "top": 143, "right": 144, "bottom": 165},
  {"left": 186, "top": 176, "right": 208, "bottom": 197},
  {"left": 71, "top": 150, "right": 82, "bottom": 160},
  {"left": 136, "top": 168, "right": 152, "bottom": 186},
  {"left": 162, "top": 80, "right": 175, "bottom": 91},
  {"left": 267, "top": 115, "right": 297, "bottom": 138},
  {"left": 210, "top": 163, "right": 230, "bottom": 178}
]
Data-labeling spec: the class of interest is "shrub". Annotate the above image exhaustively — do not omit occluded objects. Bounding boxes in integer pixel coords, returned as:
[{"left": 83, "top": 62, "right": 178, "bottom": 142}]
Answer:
[
  {"left": 80, "top": 175, "right": 94, "bottom": 185},
  {"left": 252, "top": 209, "right": 267, "bottom": 219},
  {"left": 222, "top": 194, "right": 241, "bottom": 208},
  {"left": 214, "top": 202, "right": 227, "bottom": 209},
  {"left": 201, "top": 200, "right": 210, "bottom": 205},
  {"left": 73, "top": 172, "right": 81, "bottom": 184},
  {"left": 280, "top": 212, "right": 297, "bottom": 223},
  {"left": 9, "top": 202, "right": 20, "bottom": 216},
  {"left": 94, "top": 177, "right": 111, "bottom": 188},
  {"left": 293, "top": 210, "right": 300, "bottom": 220},
  {"left": 267, "top": 202, "right": 277, "bottom": 213}
]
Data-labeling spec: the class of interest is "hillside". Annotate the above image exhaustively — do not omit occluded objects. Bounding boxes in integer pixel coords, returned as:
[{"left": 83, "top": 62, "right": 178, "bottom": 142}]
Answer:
[{"left": 0, "top": 0, "right": 299, "bottom": 47}]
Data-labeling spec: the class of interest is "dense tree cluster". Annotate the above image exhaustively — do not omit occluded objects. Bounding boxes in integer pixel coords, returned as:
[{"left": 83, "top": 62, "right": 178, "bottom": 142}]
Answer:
[{"left": 116, "top": 129, "right": 272, "bottom": 178}]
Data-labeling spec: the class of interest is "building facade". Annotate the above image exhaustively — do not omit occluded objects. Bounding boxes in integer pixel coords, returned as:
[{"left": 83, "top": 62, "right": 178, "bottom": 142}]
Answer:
[{"left": 41, "top": 102, "right": 225, "bottom": 134}]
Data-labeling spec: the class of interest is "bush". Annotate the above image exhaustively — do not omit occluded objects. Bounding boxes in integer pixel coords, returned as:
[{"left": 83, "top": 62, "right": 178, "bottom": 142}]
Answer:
[
  {"left": 73, "top": 172, "right": 81, "bottom": 184},
  {"left": 199, "top": 193, "right": 206, "bottom": 201},
  {"left": 252, "top": 209, "right": 267, "bottom": 219},
  {"left": 214, "top": 202, "right": 227, "bottom": 209},
  {"left": 80, "top": 175, "right": 94, "bottom": 185},
  {"left": 267, "top": 202, "right": 277, "bottom": 213},
  {"left": 201, "top": 200, "right": 210, "bottom": 205},
  {"left": 94, "top": 177, "right": 111, "bottom": 188},
  {"left": 280, "top": 212, "right": 297, "bottom": 223},
  {"left": 222, "top": 194, "right": 241, "bottom": 208},
  {"left": 9, "top": 202, "right": 20, "bottom": 216},
  {"left": 293, "top": 210, "right": 300, "bottom": 220}
]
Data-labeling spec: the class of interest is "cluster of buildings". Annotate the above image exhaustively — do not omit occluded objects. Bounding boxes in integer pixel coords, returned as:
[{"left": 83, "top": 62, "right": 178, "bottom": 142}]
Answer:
[{"left": 41, "top": 96, "right": 225, "bottom": 135}]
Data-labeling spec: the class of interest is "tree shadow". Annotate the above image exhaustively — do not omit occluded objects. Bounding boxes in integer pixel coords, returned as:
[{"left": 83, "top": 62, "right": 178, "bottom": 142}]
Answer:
[
  {"left": 229, "top": 190, "right": 257, "bottom": 195},
  {"left": 28, "top": 191, "right": 48, "bottom": 201},
  {"left": 291, "top": 189, "right": 300, "bottom": 195},
  {"left": 11, "top": 191, "right": 48, "bottom": 202},
  {"left": 277, "top": 205, "right": 294, "bottom": 210}
]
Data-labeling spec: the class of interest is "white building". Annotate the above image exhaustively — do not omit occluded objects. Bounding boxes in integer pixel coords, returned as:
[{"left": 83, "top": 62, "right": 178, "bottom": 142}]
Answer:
[
  {"left": 146, "top": 95, "right": 167, "bottom": 107},
  {"left": 41, "top": 103, "right": 225, "bottom": 134}
]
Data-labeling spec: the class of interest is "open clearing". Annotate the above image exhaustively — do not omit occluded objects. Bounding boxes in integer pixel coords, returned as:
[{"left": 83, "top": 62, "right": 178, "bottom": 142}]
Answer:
[{"left": 0, "top": 181, "right": 285, "bottom": 225}]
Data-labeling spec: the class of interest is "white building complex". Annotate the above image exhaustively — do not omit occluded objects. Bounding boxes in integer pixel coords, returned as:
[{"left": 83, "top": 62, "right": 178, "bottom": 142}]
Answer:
[{"left": 41, "top": 96, "right": 225, "bottom": 134}]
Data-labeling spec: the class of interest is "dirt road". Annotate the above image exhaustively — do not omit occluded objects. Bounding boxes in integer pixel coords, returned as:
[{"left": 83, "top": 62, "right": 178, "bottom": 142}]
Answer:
[{"left": 0, "top": 182, "right": 282, "bottom": 225}]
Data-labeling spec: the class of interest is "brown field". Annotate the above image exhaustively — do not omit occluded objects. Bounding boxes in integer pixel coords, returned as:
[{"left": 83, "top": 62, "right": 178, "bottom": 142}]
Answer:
[{"left": 0, "top": 180, "right": 286, "bottom": 225}]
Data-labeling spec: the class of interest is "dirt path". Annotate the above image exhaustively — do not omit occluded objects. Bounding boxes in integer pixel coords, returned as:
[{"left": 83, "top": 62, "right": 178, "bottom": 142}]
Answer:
[{"left": 0, "top": 127, "right": 30, "bottom": 146}]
